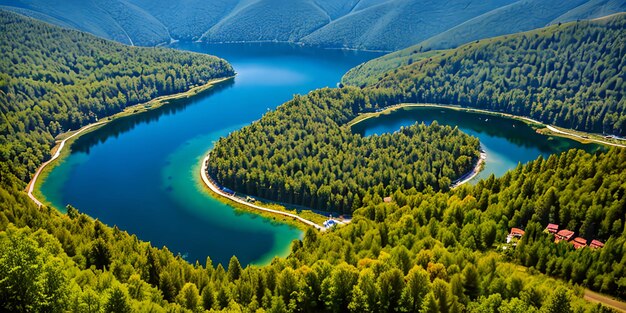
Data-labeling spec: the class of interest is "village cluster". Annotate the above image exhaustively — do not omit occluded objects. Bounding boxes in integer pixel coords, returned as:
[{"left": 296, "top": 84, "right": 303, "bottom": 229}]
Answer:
[{"left": 507, "top": 223, "right": 605, "bottom": 249}]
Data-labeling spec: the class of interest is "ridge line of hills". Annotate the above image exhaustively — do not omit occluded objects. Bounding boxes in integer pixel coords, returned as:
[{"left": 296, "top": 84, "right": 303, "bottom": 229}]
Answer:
[{"left": 0, "top": 0, "right": 624, "bottom": 51}]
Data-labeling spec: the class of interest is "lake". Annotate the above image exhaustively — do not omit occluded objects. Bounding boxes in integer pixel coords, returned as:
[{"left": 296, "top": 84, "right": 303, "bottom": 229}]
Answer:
[
  {"left": 351, "top": 106, "right": 602, "bottom": 182},
  {"left": 39, "top": 43, "right": 382, "bottom": 266}
]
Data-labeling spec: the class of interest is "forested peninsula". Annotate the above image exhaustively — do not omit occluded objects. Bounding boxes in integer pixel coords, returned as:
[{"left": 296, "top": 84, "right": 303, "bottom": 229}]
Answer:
[
  {"left": 0, "top": 8, "right": 625, "bottom": 313},
  {"left": 208, "top": 87, "right": 481, "bottom": 213},
  {"left": 208, "top": 14, "right": 626, "bottom": 215}
]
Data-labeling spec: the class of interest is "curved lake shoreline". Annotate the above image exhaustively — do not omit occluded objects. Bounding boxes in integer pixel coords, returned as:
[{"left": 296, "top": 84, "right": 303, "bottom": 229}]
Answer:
[
  {"left": 351, "top": 104, "right": 603, "bottom": 183},
  {"left": 34, "top": 43, "right": 610, "bottom": 267},
  {"left": 349, "top": 103, "right": 624, "bottom": 147},
  {"left": 30, "top": 76, "right": 235, "bottom": 209},
  {"left": 37, "top": 42, "right": 381, "bottom": 266}
]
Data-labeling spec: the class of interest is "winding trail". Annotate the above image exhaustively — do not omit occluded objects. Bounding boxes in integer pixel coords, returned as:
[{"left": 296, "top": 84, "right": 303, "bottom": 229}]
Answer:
[
  {"left": 201, "top": 153, "right": 325, "bottom": 231},
  {"left": 545, "top": 125, "right": 626, "bottom": 148},
  {"left": 584, "top": 289, "right": 626, "bottom": 312},
  {"left": 27, "top": 121, "right": 106, "bottom": 208}
]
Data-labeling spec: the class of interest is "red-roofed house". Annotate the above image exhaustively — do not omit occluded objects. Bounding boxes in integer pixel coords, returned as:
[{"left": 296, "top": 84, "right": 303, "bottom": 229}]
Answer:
[
  {"left": 546, "top": 223, "right": 559, "bottom": 234},
  {"left": 571, "top": 237, "right": 587, "bottom": 249},
  {"left": 510, "top": 228, "right": 525, "bottom": 237},
  {"left": 555, "top": 229, "right": 575, "bottom": 243},
  {"left": 507, "top": 228, "right": 525, "bottom": 243},
  {"left": 590, "top": 240, "right": 604, "bottom": 249}
]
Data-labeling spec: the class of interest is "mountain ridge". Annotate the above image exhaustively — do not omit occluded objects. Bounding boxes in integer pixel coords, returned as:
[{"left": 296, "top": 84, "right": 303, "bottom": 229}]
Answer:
[{"left": 1, "top": 0, "right": 623, "bottom": 50}]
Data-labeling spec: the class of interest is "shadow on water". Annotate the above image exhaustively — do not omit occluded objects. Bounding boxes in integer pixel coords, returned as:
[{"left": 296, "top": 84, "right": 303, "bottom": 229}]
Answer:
[{"left": 72, "top": 79, "right": 235, "bottom": 153}]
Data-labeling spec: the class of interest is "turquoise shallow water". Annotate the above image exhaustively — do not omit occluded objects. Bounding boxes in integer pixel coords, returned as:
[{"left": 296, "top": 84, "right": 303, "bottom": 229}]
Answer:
[
  {"left": 40, "top": 43, "right": 382, "bottom": 266},
  {"left": 351, "top": 106, "right": 602, "bottom": 183}
]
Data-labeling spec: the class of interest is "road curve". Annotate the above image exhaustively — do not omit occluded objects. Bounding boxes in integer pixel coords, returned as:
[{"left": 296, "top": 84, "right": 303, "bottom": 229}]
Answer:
[
  {"left": 27, "top": 122, "right": 106, "bottom": 207},
  {"left": 200, "top": 153, "right": 325, "bottom": 231},
  {"left": 545, "top": 125, "right": 626, "bottom": 148}
]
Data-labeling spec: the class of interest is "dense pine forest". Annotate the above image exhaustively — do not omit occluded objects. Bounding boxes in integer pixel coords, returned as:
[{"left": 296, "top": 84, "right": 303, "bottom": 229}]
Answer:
[
  {"left": 3, "top": 148, "right": 625, "bottom": 311},
  {"left": 209, "top": 14, "right": 626, "bottom": 214},
  {"left": 1, "top": 7, "right": 626, "bottom": 313},
  {"left": 208, "top": 87, "right": 481, "bottom": 213},
  {"left": 345, "top": 14, "right": 626, "bottom": 136},
  {"left": 0, "top": 10, "right": 234, "bottom": 186}
]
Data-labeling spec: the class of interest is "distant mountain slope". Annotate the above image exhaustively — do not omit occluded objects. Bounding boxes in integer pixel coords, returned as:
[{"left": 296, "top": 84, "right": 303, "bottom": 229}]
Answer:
[
  {"left": 418, "top": 0, "right": 626, "bottom": 51},
  {"left": 127, "top": 0, "right": 240, "bottom": 41},
  {"left": 300, "top": 0, "right": 513, "bottom": 51},
  {"left": 550, "top": 0, "right": 626, "bottom": 24},
  {"left": 0, "top": 0, "right": 623, "bottom": 50},
  {"left": 200, "top": 0, "right": 330, "bottom": 42},
  {"left": 0, "top": 0, "right": 171, "bottom": 45}
]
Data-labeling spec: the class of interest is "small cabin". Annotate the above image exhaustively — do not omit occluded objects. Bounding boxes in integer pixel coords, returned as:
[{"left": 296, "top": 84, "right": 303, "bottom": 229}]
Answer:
[
  {"left": 383, "top": 196, "right": 393, "bottom": 203},
  {"left": 506, "top": 228, "right": 525, "bottom": 243},
  {"left": 545, "top": 223, "right": 559, "bottom": 234},
  {"left": 571, "top": 237, "right": 587, "bottom": 249},
  {"left": 590, "top": 240, "right": 604, "bottom": 249},
  {"left": 510, "top": 228, "right": 525, "bottom": 237},
  {"left": 555, "top": 229, "right": 575, "bottom": 243}
]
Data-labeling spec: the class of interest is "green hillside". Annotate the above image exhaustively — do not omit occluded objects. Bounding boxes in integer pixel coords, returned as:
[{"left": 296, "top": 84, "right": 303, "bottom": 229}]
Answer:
[
  {"left": 0, "top": 10, "right": 234, "bottom": 186},
  {"left": 416, "top": 0, "right": 589, "bottom": 51},
  {"left": 299, "top": 0, "right": 510, "bottom": 51},
  {"left": 128, "top": 0, "right": 240, "bottom": 41},
  {"left": 2, "top": 0, "right": 623, "bottom": 50},
  {"left": 550, "top": 0, "right": 626, "bottom": 25},
  {"left": 0, "top": 0, "right": 172, "bottom": 46},
  {"left": 200, "top": 0, "right": 330, "bottom": 43},
  {"left": 342, "top": 49, "right": 445, "bottom": 87},
  {"left": 344, "top": 15, "right": 626, "bottom": 136},
  {"left": 343, "top": 1, "right": 625, "bottom": 86}
]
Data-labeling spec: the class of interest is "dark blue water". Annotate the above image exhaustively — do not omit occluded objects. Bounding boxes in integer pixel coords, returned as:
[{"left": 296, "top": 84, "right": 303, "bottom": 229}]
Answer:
[{"left": 40, "top": 43, "right": 382, "bottom": 265}]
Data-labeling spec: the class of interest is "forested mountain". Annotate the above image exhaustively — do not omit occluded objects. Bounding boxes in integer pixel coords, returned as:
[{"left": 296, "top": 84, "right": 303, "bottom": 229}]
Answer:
[
  {"left": 1, "top": 0, "right": 624, "bottom": 50},
  {"left": 0, "top": 10, "right": 234, "bottom": 187},
  {"left": 343, "top": 14, "right": 626, "bottom": 136}
]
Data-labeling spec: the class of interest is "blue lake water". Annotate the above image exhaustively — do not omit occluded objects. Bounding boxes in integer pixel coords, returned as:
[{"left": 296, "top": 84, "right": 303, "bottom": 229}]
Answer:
[
  {"left": 351, "top": 106, "right": 601, "bottom": 183},
  {"left": 39, "top": 43, "right": 382, "bottom": 266}
]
